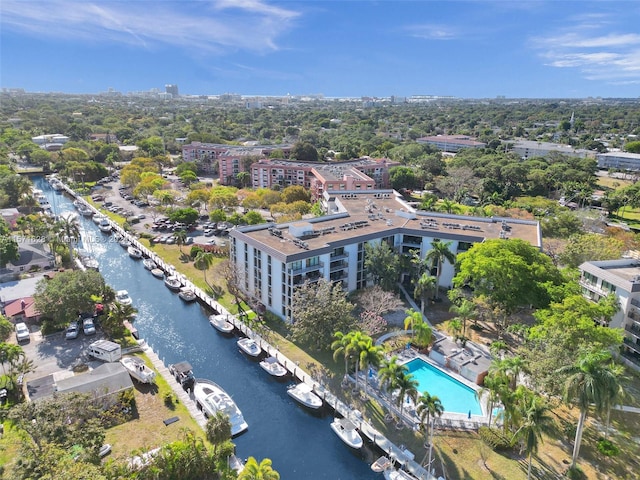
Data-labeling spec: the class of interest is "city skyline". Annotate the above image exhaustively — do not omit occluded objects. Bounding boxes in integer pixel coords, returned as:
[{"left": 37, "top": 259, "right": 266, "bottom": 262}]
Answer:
[{"left": 1, "top": 1, "right": 640, "bottom": 99}]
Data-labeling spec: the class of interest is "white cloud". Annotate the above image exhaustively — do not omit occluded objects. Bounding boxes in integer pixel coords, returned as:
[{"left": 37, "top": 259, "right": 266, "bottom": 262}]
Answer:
[
  {"left": 531, "top": 12, "right": 640, "bottom": 85},
  {"left": 404, "top": 24, "right": 459, "bottom": 40},
  {"left": 0, "top": 0, "right": 300, "bottom": 54}
]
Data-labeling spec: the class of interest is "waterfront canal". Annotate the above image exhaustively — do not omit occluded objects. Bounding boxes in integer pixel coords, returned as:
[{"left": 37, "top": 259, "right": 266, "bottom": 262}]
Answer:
[{"left": 36, "top": 177, "right": 376, "bottom": 479}]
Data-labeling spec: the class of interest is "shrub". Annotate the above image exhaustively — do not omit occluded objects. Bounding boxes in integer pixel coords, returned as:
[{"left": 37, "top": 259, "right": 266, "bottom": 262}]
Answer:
[
  {"left": 478, "top": 426, "right": 514, "bottom": 451},
  {"left": 189, "top": 245, "right": 203, "bottom": 259},
  {"left": 163, "top": 392, "right": 175, "bottom": 408},
  {"left": 565, "top": 465, "right": 586, "bottom": 480},
  {"left": 597, "top": 438, "right": 619, "bottom": 456}
]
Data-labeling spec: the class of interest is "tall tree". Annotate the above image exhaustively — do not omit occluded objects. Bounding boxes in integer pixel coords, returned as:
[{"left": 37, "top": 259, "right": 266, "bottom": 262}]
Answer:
[
  {"left": 364, "top": 241, "right": 400, "bottom": 291},
  {"left": 205, "top": 411, "right": 232, "bottom": 457},
  {"left": 416, "top": 391, "right": 444, "bottom": 446},
  {"left": 558, "top": 350, "right": 623, "bottom": 469},
  {"left": 291, "top": 279, "right": 355, "bottom": 349},
  {"left": 358, "top": 337, "right": 383, "bottom": 396},
  {"left": 34, "top": 270, "right": 107, "bottom": 327},
  {"left": 513, "top": 392, "right": 556, "bottom": 480},
  {"left": 454, "top": 239, "right": 563, "bottom": 331},
  {"left": 393, "top": 371, "right": 419, "bottom": 429},
  {"left": 424, "top": 240, "right": 455, "bottom": 300},
  {"left": 414, "top": 272, "right": 436, "bottom": 314},
  {"left": 194, "top": 250, "right": 215, "bottom": 287}
]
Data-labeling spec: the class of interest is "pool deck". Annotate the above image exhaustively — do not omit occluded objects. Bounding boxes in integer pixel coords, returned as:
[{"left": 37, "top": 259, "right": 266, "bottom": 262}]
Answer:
[{"left": 354, "top": 346, "right": 492, "bottom": 431}]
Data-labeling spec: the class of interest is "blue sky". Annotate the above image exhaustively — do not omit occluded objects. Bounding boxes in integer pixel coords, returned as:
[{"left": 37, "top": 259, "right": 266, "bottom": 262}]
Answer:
[{"left": 1, "top": 1, "right": 639, "bottom": 98}]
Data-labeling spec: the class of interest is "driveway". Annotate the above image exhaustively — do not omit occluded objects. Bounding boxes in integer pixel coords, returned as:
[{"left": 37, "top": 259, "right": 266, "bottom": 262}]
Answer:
[{"left": 22, "top": 329, "right": 105, "bottom": 377}]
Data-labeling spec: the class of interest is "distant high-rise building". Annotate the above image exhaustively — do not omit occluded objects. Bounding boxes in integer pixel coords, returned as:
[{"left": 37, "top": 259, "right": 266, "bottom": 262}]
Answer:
[{"left": 165, "top": 84, "right": 179, "bottom": 97}]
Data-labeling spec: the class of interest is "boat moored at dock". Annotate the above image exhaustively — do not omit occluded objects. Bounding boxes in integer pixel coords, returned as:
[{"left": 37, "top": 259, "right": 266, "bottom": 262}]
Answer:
[
  {"left": 287, "top": 382, "right": 323, "bottom": 410},
  {"left": 193, "top": 378, "right": 248, "bottom": 436},
  {"left": 209, "top": 314, "right": 234, "bottom": 334},
  {"left": 330, "top": 417, "right": 363, "bottom": 450},
  {"left": 259, "top": 356, "right": 288, "bottom": 378},
  {"left": 237, "top": 337, "right": 262, "bottom": 358}
]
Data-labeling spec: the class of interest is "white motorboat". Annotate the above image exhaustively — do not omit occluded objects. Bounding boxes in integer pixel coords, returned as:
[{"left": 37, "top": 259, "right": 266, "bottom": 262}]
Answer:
[
  {"left": 259, "top": 356, "right": 288, "bottom": 378},
  {"left": 228, "top": 454, "right": 245, "bottom": 474},
  {"left": 116, "top": 235, "right": 130, "bottom": 248},
  {"left": 92, "top": 213, "right": 105, "bottom": 224},
  {"left": 120, "top": 356, "right": 156, "bottom": 384},
  {"left": 237, "top": 337, "right": 262, "bottom": 358},
  {"left": 128, "top": 246, "right": 143, "bottom": 259},
  {"left": 209, "top": 314, "right": 234, "bottom": 334},
  {"left": 193, "top": 378, "right": 248, "bottom": 436},
  {"left": 371, "top": 456, "right": 392, "bottom": 473},
  {"left": 164, "top": 275, "right": 182, "bottom": 291},
  {"left": 330, "top": 417, "right": 363, "bottom": 449},
  {"left": 384, "top": 468, "right": 419, "bottom": 480},
  {"left": 143, "top": 258, "right": 157, "bottom": 270},
  {"left": 151, "top": 268, "right": 164, "bottom": 279},
  {"left": 178, "top": 287, "right": 197, "bottom": 302},
  {"left": 115, "top": 289, "right": 132, "bottom": 306},
  {"left": 287, "top": 382, "right": 323, "bottom": 410},
  {"left": 98, "top": 218, "right": 112, "bottom": 233}
]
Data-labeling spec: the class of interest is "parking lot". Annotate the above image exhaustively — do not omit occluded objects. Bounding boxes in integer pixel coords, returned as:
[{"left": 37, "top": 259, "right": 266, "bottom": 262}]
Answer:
[
  {"left": 91, "top": 177, "right": 231, "bottom": 248},
  {"left": 20, "top": 327, "right": 106, "bottom": 380}
]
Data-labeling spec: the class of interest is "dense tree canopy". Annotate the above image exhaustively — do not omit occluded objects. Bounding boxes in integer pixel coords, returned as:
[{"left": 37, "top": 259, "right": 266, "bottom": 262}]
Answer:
[
  {"left": 291, "top": 278, "right": 356, "bottom": 349},
  {"left": 454, "top": 239, "right": 563, "bottom": 315},
  {"left": 34, "top": 269, "right": 108, "bottom": 326}
]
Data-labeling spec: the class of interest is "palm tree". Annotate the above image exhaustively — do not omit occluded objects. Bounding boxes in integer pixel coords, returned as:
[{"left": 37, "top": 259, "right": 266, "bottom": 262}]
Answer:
[
  {"left": 413, "top": 321, "right": 433, "bottom": 351},
  {"left": 491, "top": 356, "right": 526, "bottom": 391},
  {"left": 513, "top": 392, "right": 555, "bottom": 480},
  {"left": 416, "top": 391, "right": 444, "bottom": 445},
  {"left": 602, "top": 363, "right": 626, "bottom": 439},
  {"left": 424, "top": 240, "right": 455, "bottom": 300},
  {"left": 0, "top": 343, "right": 24, "bottom": 377},
  {"left": 477, "top": 372, "right": 510, "bottom": 428},
  {"left": 194, "top": 250, "right": 215, "bottom": 287},
  {"left": 377, "top": 355, "right": 406, "bottom": 396},
  {"left": 205, "top": 411, "right": 231, "bottom": 456},
  {"left": 404, "top": 308, "right": 422, "bottom": 339},
  {"left": 331, "top": 331, "right": 356, "bottom": 376},
  {"left": 238, "top": 456, "right": 280, "bottom": 480},
  {"left": 393, "top": 370, "right": 419, "bottom": 429},
  {"left": 348, "top": 331, "right": 372, "bottom": 392},
  {"left": 54, "top": 215, "right": 80, "bottom": 263},
  {"left": 174, "top": 229, "right": 187, "bottom": 254},
  {"left": 414, "top": 272, "right": 436, "bottom": 314},
  {"left": 104, "top": 302, "right": 138, "bottom": 337},
  {"left": 358, "top": 339, "right": 383, "bottom": 396},
  {"left": 449, "top": 298, "right": 475, "bottom": 339},
  {"left": 557, "top": 350, "right": 622, "bottom": 469}
]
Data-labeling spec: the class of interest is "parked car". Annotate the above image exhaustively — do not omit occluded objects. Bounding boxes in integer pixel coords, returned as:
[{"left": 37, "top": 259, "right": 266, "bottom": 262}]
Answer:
[
  {"left": 65, "top": 322, "right": 79, "bottom": 340},
  {"left": 83, "top": 318, "right": 96, "bottom": 335},
  {"left": 15, "top": 322, "right": 30, "bottom": 343}
]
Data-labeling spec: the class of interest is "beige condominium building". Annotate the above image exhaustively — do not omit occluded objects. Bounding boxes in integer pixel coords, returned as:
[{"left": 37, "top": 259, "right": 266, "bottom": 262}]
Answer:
[{"left": 230, "top": 190, "right": 542, "bottom": 323}]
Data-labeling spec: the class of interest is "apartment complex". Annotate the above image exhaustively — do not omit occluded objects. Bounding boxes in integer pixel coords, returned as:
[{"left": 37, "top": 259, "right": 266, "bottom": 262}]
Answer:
[
  {"left": 510, "top": 140, "right": 594, "bottom": 160},
  {"left": 230, "top": 190, "right": 541, "bottom": 323},
  {"left": 250, "top": 157, "right": 399, "bottom": 200},
  {"left": 181, "top": 142, "right": 292, "bottom": 179},
  {"left": 578, "top": 259, "right": 640, "bottom": 370},
  {"left": 416, "top": 135, "right": 485, "bottom": 153},
  {"left": 596, "top": 151, "right": 640, "bottom": 171}
]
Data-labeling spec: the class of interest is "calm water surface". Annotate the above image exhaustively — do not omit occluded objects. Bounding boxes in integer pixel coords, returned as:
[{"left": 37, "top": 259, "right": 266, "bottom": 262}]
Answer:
[{"left": 36, "top": 177, "right": 376, "bottom": 479}]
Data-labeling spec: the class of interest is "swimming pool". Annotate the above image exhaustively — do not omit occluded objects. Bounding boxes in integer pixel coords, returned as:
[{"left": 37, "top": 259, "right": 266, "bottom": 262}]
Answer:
[{"left": 404, "top": 358, "right": 483, "bottom": 416}]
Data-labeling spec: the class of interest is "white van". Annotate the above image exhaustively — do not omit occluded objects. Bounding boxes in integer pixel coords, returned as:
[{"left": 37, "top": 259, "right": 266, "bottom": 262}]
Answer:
[{"left": 87, "top": 340, "right": 122, "bottom": 363}]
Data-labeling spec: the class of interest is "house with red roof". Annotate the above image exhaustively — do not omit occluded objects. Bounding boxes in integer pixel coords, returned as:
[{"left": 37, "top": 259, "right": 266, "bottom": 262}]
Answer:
[{"left": 3, "top": 296, "right": 40, "bottom": 323}]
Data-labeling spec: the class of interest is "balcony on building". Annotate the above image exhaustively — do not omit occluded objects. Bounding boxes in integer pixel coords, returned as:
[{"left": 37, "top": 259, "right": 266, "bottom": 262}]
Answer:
[
  {"left": 623, "top": 337, "right": 640, "bottom": 354},
  {"left": 330, "top": 260, "right": 348, "bottom": 272}
]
